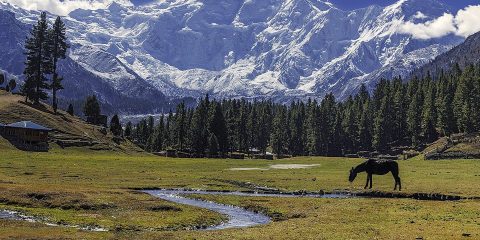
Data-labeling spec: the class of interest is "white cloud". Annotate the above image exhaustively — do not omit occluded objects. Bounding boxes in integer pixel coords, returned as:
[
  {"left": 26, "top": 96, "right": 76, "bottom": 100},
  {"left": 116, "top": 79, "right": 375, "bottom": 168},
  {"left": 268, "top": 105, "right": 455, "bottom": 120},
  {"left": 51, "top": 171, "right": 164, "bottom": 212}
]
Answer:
[
  {"left": 1, "top": 0, "right": 132, "bottom": 16},
  {"left": 399, "top": 13, "right": 456, "bottom": 40},
  {"left": 413, "top": 11, "right": 427, "bottom": 20},
  {"left": 455, "top": 5, "right": 480, "bottom": 38},
  {"left": 399, "top": 5, "right": 480, "bottom": 39}
]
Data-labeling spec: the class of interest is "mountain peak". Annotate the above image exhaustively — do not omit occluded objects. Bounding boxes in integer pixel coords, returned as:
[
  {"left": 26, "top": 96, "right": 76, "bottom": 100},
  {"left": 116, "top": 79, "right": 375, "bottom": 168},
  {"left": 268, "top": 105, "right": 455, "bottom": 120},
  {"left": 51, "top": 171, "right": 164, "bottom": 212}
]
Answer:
[
  {"left": 0, "top": 0, "right": 466, "bottom": 112},
  {"left": 398, "top": 0, "right": 449, "bottom": 13},
  {"left": 381, "top": 0, "right": 450, "bottom": 20},
  {"left": 107, "top": 1, "right": 129, "bottom": 12}
]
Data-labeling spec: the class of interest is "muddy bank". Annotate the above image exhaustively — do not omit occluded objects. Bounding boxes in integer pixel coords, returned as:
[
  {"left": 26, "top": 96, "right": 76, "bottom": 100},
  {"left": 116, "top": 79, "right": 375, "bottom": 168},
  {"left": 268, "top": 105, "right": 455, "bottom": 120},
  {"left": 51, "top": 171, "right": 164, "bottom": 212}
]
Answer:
[
  {"left": 354, "top": 191, "right": 473, "bottom": 201},
  {"left": 137, "top": 186, "right": 474, "bottom": 201}
]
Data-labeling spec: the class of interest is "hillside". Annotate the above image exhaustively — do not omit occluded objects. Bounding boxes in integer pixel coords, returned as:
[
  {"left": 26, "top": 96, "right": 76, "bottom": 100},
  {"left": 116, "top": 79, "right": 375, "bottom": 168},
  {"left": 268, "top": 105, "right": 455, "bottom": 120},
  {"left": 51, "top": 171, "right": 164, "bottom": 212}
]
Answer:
[
  {"left": 424, "top": 132, "right": 480, "bottom": 160},
  {"left": 412, "top": 31, "right": 480, "bottom": 78},
  {"left": 0, "top": 90, "right": 143, "bottom": 153}
]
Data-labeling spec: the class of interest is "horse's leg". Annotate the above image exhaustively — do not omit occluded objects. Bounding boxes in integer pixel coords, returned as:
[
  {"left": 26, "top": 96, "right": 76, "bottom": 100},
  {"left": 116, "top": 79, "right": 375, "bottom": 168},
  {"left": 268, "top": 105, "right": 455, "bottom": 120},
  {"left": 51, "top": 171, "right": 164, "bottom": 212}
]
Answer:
[
  {"left": 392, "top": 167, "right": 401, "bottom": 191},
  {"left": 392, "top": 171, "right": 401, "bottom": 191},
  {"left": 364, "top": 174, "right": 370, "bottom": 189},
  {"left": 393, "top": 172, "right": 397, "bottom": 190},
  {"left": 369, "top": 174, "right": 373, "bottom": 189},
  {"left": 398, "top": 177, "right": 401, "bottom": 191},
  {"left": 394, "top": 164, "right": 401, "bottom": 191}
]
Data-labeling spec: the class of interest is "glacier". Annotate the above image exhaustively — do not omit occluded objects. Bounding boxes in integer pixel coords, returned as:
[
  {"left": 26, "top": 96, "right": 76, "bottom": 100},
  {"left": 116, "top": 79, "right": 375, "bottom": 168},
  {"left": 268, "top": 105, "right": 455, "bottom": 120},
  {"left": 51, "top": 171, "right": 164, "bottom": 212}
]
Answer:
[{"left": 0, "top": 0, "right": 465, "bottom": 113}]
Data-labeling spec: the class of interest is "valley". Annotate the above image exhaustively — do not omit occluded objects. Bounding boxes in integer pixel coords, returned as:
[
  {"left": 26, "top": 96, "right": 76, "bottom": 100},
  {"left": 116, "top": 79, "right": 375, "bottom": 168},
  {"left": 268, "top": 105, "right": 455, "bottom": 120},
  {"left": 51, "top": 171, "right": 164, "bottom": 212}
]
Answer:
[
  {"left": 1, "top": 139, "right": 479, "bottom": 239},
  {"left": 0, "top": 0, "right": 480, "bottom": 239}
]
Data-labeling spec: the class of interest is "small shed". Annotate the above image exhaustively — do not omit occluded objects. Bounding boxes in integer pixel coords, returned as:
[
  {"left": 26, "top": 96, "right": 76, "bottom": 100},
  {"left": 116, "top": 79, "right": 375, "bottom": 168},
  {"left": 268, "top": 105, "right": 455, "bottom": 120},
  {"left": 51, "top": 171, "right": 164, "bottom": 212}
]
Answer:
[{"left": 1, "top": 121, "right": 52, "bottom": 151}]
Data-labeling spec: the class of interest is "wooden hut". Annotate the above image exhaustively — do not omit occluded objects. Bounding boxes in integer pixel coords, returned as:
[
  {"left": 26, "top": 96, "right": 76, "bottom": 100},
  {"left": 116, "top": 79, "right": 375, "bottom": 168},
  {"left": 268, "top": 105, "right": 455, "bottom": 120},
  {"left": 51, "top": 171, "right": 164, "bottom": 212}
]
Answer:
[{"left": 1, "top": 121, "right": 52, "bottom": 151}]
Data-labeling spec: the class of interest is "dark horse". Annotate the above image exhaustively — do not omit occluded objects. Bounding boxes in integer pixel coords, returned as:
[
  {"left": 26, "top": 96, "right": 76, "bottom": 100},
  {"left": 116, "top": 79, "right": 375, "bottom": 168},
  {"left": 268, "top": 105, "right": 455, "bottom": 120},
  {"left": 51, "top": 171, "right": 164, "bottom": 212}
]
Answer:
[{"left": 349, "top": 159, "right": 401, "bottom": 191}]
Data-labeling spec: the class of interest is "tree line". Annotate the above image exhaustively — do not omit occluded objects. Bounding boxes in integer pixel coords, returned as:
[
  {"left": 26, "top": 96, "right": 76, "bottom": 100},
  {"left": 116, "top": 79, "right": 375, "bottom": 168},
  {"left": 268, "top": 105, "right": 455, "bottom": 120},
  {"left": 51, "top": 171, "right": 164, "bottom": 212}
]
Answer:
[
  {"left": 125, "top": 63, "right": 480, "bottom": 157},
  {"left": 21, "top": 12, "right": 68, "bottom": 113}
]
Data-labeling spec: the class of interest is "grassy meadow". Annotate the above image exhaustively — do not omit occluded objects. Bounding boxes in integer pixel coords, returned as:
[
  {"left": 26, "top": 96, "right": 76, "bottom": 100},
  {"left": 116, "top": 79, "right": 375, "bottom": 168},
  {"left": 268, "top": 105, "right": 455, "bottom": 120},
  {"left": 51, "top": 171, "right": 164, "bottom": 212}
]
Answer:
[{"left": 1, "top": 138, "right": 480, "bottom": 239}]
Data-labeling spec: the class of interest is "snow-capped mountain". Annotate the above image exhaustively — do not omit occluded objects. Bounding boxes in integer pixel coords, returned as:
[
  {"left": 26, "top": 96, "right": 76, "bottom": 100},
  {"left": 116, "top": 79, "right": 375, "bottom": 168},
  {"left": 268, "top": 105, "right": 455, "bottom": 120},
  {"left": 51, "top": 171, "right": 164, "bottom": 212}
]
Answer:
[{"left": 0, "top": 0, "right": 465, "bottom": 113}]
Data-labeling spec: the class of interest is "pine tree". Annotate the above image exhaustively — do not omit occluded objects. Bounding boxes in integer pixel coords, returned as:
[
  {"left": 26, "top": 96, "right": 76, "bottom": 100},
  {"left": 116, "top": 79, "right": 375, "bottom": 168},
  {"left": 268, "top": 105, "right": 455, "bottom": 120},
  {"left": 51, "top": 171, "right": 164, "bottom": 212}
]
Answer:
[
  {"left": 271, "top": 106, "right": 287, "bottom": 156},
  {"left": 208, "top": 102, "right": 228, "bottom": 153},
  {"left": 374, "top": 80, "right": 395, "bottom": 151},
  {"left": 67, "top": 103, "right": 74, "bottom": 116},
  {"left": 358, "top": 101, "right": 372, "bottom": 151},
  {"left": 174, "top": 103, "right": 187, "bottom": 150},
  {"left": 247, "top": 105, "right": 258, "bottom": 152},
  {"left": 146, "top": 116, "right": 155, "bottom": 149},
  {"left": 110, "top": 114, "right": 123, "bottom": 136},
  {"left": 0, "top": 73, "right": 4, "bottom": 87},
  {"left": 319, "top": 93, "right": 337, "bottom": 155},
  {"left": 23, "top": 12, "right": 52, "bottom": 104},
  {"left": 342, "top": 97, "right": 358, "bottom": 153},
  {"left": 208, "top": 133, "right": 219, "bottom": 156},
  {"left": 83, "top": 95, "right": 101, "bottom": 117},
  {"left": 357, "top": 84, "right": 370, "bottom": 103},
  {"left": 164, "top": 111, "right": 173, "bottom": 148},
  {"left": 8, "top": 79, "right": 16, "bottom": 92},
  {"left": 288, "top": 102, "right": 305, "bottom": 156},
  {"left": 436, "top": 74, "right": 455, "bottom": 136},
  {"left": 331, "top": 107, "right": 344, "bottom": 156},
  {"left": 474, "top": 65, "right": 480, "bottom": 131},
  {"left": 49, "top": 16, "right": 68, "bottom": 113},
  {"left": 235, "top": 102, "right": 248, "bottom": 152},
  {"left": 124, "top": 121, "right": 133, "bottom": 139},
  {"left": 305, "top": 99, "right": 319, "bottom": 155},
  {"left": 224, "top": 101, "right": 237, "bottom": 153},
  {"left": 152, "top": 116, "right": 165, "bottom": 152},
  {"left": 185, "top": 108, "right": 194, "bottom": 150},
  {"left": 392, "top": 78, "right": 407, "bottom": 144},
  {"left": 190, "top": 97, "right": 209, "bottom": 154},
  {"left": 421, "top": 81, "right": 438, "bottom": 143},
  {"left": 373, "top": 96, "right": 390, "bottom": 152},
  {"left": 20, "top": 75, "right": 35, "bottom": 100},
  {"left": 407, "top": 90, "right": 422, "bottom": 147},
  {"left": 454, "top": 65, "right": 476, "bottom": 133},
  {"left": 257, "top": 103, "right": 272, "bottom": 154},
  {"left": 143, "top": 121, "right": 151, "bottom": 148}
]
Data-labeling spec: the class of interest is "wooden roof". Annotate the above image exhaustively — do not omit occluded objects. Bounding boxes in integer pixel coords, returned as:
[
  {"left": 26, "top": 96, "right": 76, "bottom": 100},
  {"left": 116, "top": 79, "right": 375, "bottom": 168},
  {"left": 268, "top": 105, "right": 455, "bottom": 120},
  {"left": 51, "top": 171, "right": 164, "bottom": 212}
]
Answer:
[{"left": 6, "top": 121, "right": 52, "bottom": 131}]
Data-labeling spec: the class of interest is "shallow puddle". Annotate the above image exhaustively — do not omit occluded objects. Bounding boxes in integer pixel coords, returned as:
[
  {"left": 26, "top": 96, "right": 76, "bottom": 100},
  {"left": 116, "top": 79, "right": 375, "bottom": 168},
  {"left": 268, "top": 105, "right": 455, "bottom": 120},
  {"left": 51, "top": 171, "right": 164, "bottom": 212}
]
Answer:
[
  {"left": 0, "top": 210, "right": 36, "bottom": 222},
  {"left": 230, "top": 164, "right": 320, "bottom": 171},
  {"left": 0, "top": 209, "right": 108, "bottom": 232}
]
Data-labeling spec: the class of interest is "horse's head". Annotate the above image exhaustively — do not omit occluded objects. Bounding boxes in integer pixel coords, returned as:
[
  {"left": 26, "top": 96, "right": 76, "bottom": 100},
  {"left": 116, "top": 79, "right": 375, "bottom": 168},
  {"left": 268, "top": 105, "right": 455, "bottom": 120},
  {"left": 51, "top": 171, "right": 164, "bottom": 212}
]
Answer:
[{"left": 349, "top": 167, "right": 357, "bottom": 182}]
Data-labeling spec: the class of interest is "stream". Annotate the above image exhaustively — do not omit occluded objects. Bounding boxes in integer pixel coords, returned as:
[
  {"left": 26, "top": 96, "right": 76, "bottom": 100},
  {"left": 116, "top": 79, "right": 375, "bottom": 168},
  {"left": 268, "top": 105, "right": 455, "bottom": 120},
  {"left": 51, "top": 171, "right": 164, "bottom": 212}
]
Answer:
[
  {"left": 1, "top": 190, "right": 354, "bottom": 231},
  {"left": 144, "top": 189, "right": 355, "bottom": 230},
  {"left": 0, "top": 189, "right": 467, "bottom": 231}
]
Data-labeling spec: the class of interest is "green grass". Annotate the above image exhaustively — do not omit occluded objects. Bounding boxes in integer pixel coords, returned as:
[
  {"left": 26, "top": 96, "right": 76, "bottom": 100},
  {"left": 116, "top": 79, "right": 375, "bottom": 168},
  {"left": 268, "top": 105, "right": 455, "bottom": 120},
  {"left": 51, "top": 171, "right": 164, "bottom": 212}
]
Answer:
[{"left": 1, "top": 142, "right": 480, "bottom": 239}]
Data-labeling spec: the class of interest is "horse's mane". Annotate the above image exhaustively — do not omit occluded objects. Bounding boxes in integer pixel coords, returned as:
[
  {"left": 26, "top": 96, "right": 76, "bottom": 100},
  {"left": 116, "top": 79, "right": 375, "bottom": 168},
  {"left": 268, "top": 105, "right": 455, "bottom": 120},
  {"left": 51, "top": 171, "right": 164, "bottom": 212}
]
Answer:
[{"left": 354, "top": 161, "right": 368, "bottom": 173}]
